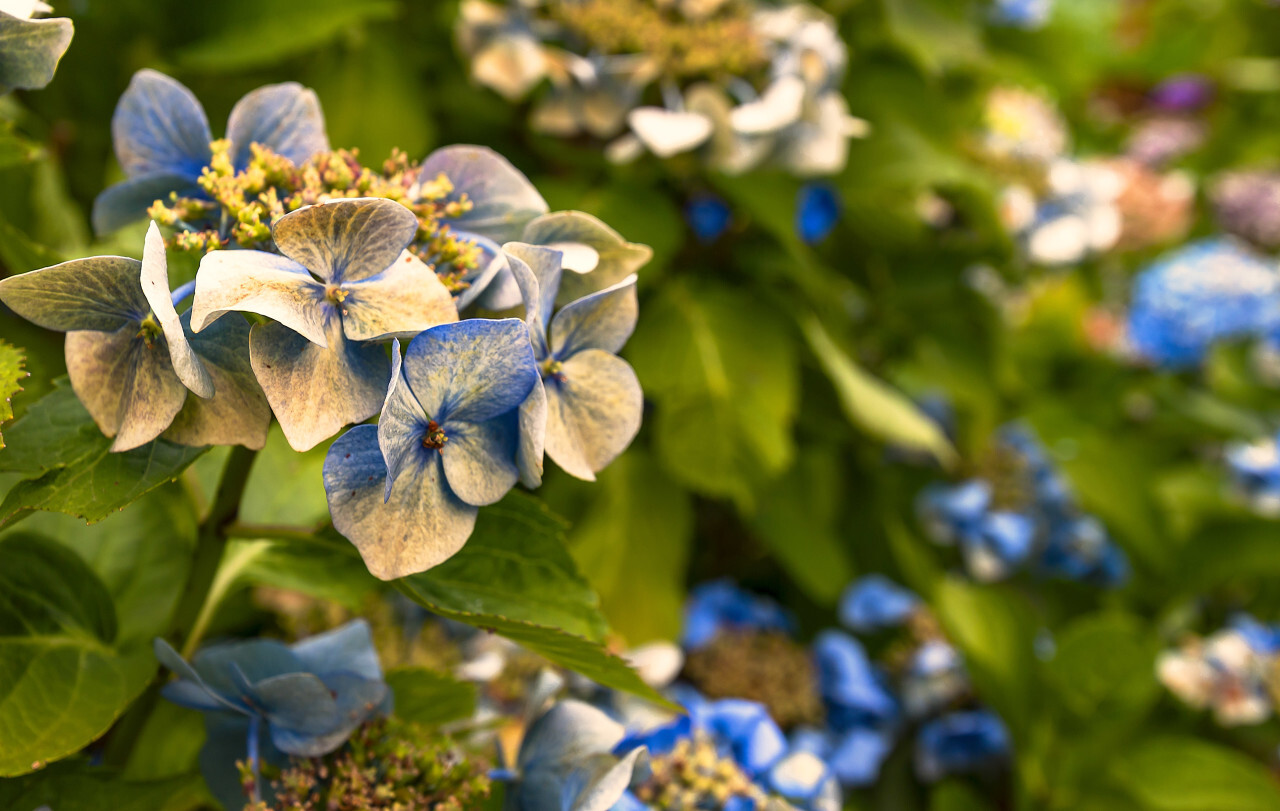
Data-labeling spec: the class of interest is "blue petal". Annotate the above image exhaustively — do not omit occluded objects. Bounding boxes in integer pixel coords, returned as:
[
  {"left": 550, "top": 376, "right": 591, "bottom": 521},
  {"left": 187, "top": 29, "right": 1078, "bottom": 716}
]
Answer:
[
  {"left": 813, "top": 630, "right": 898, "bottom": 728},
  {"left": 378, "top": 337, "right": 428, "bottom": 501},
  {"left": 519, "top": 211, "right": 652, "bottom": 303},
  {"left": 225, "top": 81, "right": 329, "bottom": 169},
  {"left": 191, "top": 249, "right": 330, "bottom": 347},
  {"left": 142, "top": 221, "right": 213, "bottom": 397},
  {"left": 324, "top": 424, "right": 478, "bottom": 579},
  {"left": 249, "top": 320, "right": 389, "bottom": 452},
  {"left": 272, "top": 197, "right": 420, "bottom": 284},
  {"left": 401, "top": 318, "right": 538, "bottom": 425},
  {"left": 543, "top": 350, "right": 642, "bottom": 481},
  {"left": 518, "top": 700, "right": 625, "bottom": 772},
  {"left": 0, "top": 256, "right": 148, "bottom": 331},
  {"left": 505, "top": 243, "right": 554, "bottom": 359},
  {"left": 190, "top": 639, "right": 305, "bottom": 690},
  {"left": 341, "top": 251, "right": 459, "bottom": 342},
  {"left": 827, "top": 728, "right": 892, "bottom": 786},
  {"left": 684, "top": 194, "right": 732, "bottom": 243},
  {"left": 701, "top": 699, "right": 786, "bottom": 775},
  {"left": 441, "top": 409, "right": 521, "bottom": 506},
  {"left": 291, "top": 619, "right": 383, "bottom": 682},
  {"left": 154, "top": 638, "right": 245, "bottom": 715},
  {"left": 453, "top": 232, "right": 509, "bottom": 311},
  {"left": 111, "top": 69, "right": 211, "bottom": 180},
  {"left": 420, "top": 145, "right": 549, "bottom": 243},
  {"left": 234, "top": 669, "right": 340, "bottom": 737},
  {"left": 270, "top": 671, "right": 387, "bottom": 757},
  {"left": 549, "top": 275, "right": 638, "bottom": 359},
  {"left": 92, "top": 171, "right": 202, "bottom": 235},
  {"left": 506, "top": 241, "right": 563, "bottom": 342},
  {"left": 198, "top": 712, "right": 284, "bottom": 811},
  {"left": 517, "top": 378, "right": 547, "bottom": 488},
  {"left": 796, "top": 184, "right": 841, "bottom": 245},
  {"left": 838, "top": 575, "right": 919, "bottom": 633}
]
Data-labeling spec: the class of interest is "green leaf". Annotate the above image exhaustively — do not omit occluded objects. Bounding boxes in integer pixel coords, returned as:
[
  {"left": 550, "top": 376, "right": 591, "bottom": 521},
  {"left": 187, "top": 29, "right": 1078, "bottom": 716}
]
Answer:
[
  {"left": 802, "top": 316, "right": 956, "bottom": 466},
  {"left": 629, "top": 280, "right": 799, "bottom": 506},
  {"left": 0, "top": 760, "right": 200, "bottom": 811},
  {"left": 1112, "top": 736, "right": 1280, "bottom": 811},
  {"left": 1048, "top": 613, "right": 1160, "bottom": 719},
  {"left": 237, "top": 537, "right": 378, "bottom": 609},
  {"left": 0, "top": 339, "right": 26, "bottom": 449},
  {"left": 385, "top": 667, "right": 477, "bottom": 727},
  {"left": 0, "top": 380, "right": 207, "bottom": 527},
  {"left": 0, "top": 209, "right": 61, "bottom": 273},
  {"left": 239, "top": 424, "right": 330, "bottom": 526},
  {"left": 880, "top": 0, "right": 988, "bottom": 76},
  {"left": 561, "top": 450, "right": 693, "bottom": 645},
  {"left": 930, "top": 781, "right": 990, "bottom": 811},
  {"left": 403, "top": 491, "right": 609, "bottom": 642},
  {"left": 0, "top": 535, "right": 155, "bottom": 776},
  {"left": 749, "top": 449, "right": 854, "bottom": 605},
  {"left": 178, "top": 0, "right": 399, "bottom": 70}
]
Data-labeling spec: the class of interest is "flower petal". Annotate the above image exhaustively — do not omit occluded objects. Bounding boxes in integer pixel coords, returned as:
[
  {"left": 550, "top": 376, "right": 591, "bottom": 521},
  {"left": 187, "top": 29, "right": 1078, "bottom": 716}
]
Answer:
[
  {"left": 225, "top": 81, "right": 329, "bottom": 169},
  {"left": 236, "top": 670, "right": 340, "bottom": 739},
  {"left": 378, "top": 338, "right": 428, "bottom": 500},
  {"left": 191, "top": 248, "right": 330, "bottom": 347},
  {"left": 505, "top": 241, "right": 562, "bottom": 344},
  {"left": 0, "top": 14, "right": 72, "bottom": 92},
  {"left": 517, "top": 377, "right": 547, "bottom": 488},
  {"left": 341, "top": 250, "right": 459, "bottom": 342},
  {"left": 548, "top": 275, "right": 638, "bottom": 358},
  {"left": 162, "top": 312, "right": 271, "bottom": 449},
  {"left": 419, "top": 145, "right": 548, "bottom": 243},
  {"left": 544, "top": 350, "right": 642, "bottom": 480},
  {"left": 441, "top": 409, "right": 520, "bottom": 506},
  {"left": 269, "top": 671, "right": 387, "bottom": 757},
  {"left": 453, "top": 232, "right": 507, "bottom": 311},
  {"left": 401, "top": 318, "right": 538, "bottom": 425},
  {"left": 142, "top": 221, "right": 213, "bottom": 397},
  {"left": 91, "top": 171, "right": 203, "bottom": 235},
  {"left": 518, "top": 700, "right": 625, "bottom": 772},
  {"left": 521, "top": 211, "right": 652, "bottom": 303},
  {"left": 0, "top": 256, "right": 148, "bottom": 331},
  {"left": 290, "top": 620, "right": 383, "bottom": 682},
  {"left": 626, "top": 107, "right": 713, "bottom": 158},
  {"left": 154, "top": 638, "right": 244, "bottom": 715},
  {"left": 111, "top": 69, "right": 211, "bottom": 180},
  {"left": 249, "top": 320, "right": 389, "bottom": 452},
  {"left": 506, "top": 246, "right": 549, "bottom": 360},
  {"left": 323, "top": 424, "right": 478, "bottom": 580},
  {"left": 272, "top": 197, "right": 418, "bottom": 284}
]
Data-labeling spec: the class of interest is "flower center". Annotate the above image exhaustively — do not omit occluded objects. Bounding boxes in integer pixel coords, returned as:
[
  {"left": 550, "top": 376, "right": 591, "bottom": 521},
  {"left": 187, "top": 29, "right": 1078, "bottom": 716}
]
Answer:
[
  {"left": 325, "top": 284, "right": 349, "bottom": 306},
  {"left": 542, "top": 358, "right": 567, "bottom": 383},
  {"left": 422, "top": 420, "right": 448, "bottom": 450},
  {"left": 682, "top": 630, "right": 824, "bottom": 729},
  {"left": 631, "top": 735, "right": 769, "bottom": 809},
  {"left": 136, "top": 314, "right": 163, "bottom": 348}
]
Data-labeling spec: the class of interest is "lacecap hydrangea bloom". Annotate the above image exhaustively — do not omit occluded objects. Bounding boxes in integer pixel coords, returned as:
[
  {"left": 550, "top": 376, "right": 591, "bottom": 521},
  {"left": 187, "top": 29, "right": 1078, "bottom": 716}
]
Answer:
[
  {"left": 456, "top": 0, "right": 868, "bottom": 176},
  {"left": 0, "top": 0, "right": 72, "bottom": 93},
  {"left": 1225, "top": 430, "right": 1280, "bottom": 516},
  {"left": 1157, "top": 615, "right": 1280, "bottom": 727},
  {"left": 5, "top": 67, "right": 651, "bottom": 580}
]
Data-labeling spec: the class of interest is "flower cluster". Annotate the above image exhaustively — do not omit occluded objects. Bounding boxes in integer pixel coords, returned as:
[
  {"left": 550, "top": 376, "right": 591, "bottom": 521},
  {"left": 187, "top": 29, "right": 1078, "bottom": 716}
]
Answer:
[
  {"left": 1, "top": 68, "right": 651, "bottom": 579},
  {"left": 0, "top": 0, "right": 72, "bottom": 93},
  {"left": 917, "top": 425, "right": 1129, "bottom": 585},
  {"left": 456, "top": 0, "right": 867, "bottom": 176},
  {"left": 1157, "top": 614, "right": 1280, "bottom": 727}
]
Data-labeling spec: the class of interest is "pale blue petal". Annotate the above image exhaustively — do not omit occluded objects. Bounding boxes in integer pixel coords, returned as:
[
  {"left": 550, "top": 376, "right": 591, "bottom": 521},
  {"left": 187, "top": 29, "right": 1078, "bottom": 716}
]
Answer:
[
  {"left": 518, "top": 700, "right": 625, "bottom": 772},
  {"left": 520, "top": 211, "right": 652, "bottom": 303},
  {"left": 441, "top": 410, "right": 521, "bottom": 506},
  {"left": 324, "top": 425, "right": 478, "bottom": 580},
  {"left": 517, "top": 378, "right": 547, "bottom": 488},
  {"left": 544, "top": 350, "right": 642, "bottom": 481},
  {"left": 272, "top": 197, "right": 418, "bottom": 284},
  {"left": 236, "top": 670, "right": 340, "bottom": 737},
  {"left": 401, "top": 319, "right": 538, "bottom": 425},
  {"left": 454, "top": 232, "right": 507, "bottom": 311},
  {"left": 142, "top": 221, "right": 213, "bottom": 397},
  {"left": 549, "top": 276, "right": 637, "bottom": 359},
  {"left": 565, "top": 749, "right": 645, "bottom": 811},
  {"left": 420, "top": 145, "right": 548, "bottom": 243},
  {"left": 269, "top": 671, "right": 387, "bottom": 757},
  {"left": 473, "top": 260, "right": 524, "bottom": 310},
  {"left": 249, "top": 320, "right": 389, "bottom": 452},
  {"left": 162, "top": 312, "right": 271, "bottom": 449},
  {"left": 191, "top": 248, "right": 330, "bottom": 347},
  {"left": 0, "top": 14, "right": 72, "bottom": 92},
  {"left": 378, "top": 338, "right": 428, "bottom": 500},
  {"left": 154, "top": 638, "right": 244, "bottom": 714},
  {"left": 190, "top": 639, "right": 304, "bottom": 689},
  {"left": 504, "top": 246, "right": 550, "bottom": 359},
  {"left": 341, "top": 250, "right": 458, "bottom": 342},
  {"left": 291, "top": 620, "right": 382, "bottom": 682},
  {"left": 111, "top": 69, "right": 211, "bottom": 179},
  {"left": 92, "top": 171, "right": 202, "bottom": 235},
  {"left": 225, "top": 81, "right": 329, "bottom": 169},
  {"left": 0, "top": 256, "right": 147, "bottom": 331},
  {"left": 505, "top": 241, "right": 562, "bottom": 343}
]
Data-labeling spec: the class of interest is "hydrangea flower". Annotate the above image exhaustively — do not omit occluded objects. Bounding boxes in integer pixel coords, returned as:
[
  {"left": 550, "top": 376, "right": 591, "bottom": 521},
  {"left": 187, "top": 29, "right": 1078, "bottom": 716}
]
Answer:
[
  {"left": 191, "top": 196, "right": 458, "bottom": 451},
  {"left": 1157, "top": 626, "right": 1273, "bottom": 727},
  {"left": 681, "top": 579, "right": 793, "bottom": 650},
  {"left": 506, "top": 242, "right": 643, "bottom": 483},
  {"left": 154, "top": 620, "right": 389, "bottom": 810},
  {"left": 685, "top": 194, "right": 733, "bottom": 244},
  {"left": 501, "top": 699, "right": 645, "bottom": 811},
  {"left": 796, "top": 184, "right": 840, "bottom": 245},
  {"left": 990, "top": 0, "right": 1052, "bottom": 29},
  {"left": 914, "top": 711, "right": 1010, "bottom": 781},
  {"left": 323, "top": 318, "right": 538, "bottom": 579},
  {"left": 0, "top": 221, "right": 270, "bottom": 450},
  {"left": 1149, "top": 74, "right": 1214, "bottom": 112},
  {"left": 93, "top": 69, "right": 329, "bottom": 234},
  {"left": 519, "top": 210, "right": 653, "bottom": 304},
  {"left": 838, "top": 575, "right": 920, "bottom": 633},
  {"left": 917, "top": 482, "right": 1035, "bottom": 582},
  {"left": 1126, "top": 238, "right": 1280, "bottom": 368},
  {"left": 1006, "top": 159, "right": 1123, "bottom": 267},
  {"left": 1211, "top": 171, "right": 1280, "bottom": 251},
  {"left": 1225, "top": 431, "right": 1280, "bottom": 515},
  {"left": 900, "top": 640, "right": 968, "bottom": 718},
  {"left": 813, "top": 631, "right": 899, "bottom": 732},
  {"left": 0, "top": 0, "right": 72, "bottom": 94}
]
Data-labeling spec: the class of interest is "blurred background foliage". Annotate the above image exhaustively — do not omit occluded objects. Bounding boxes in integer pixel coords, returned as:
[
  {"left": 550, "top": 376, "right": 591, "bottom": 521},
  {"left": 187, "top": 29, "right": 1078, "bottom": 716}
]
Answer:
[{"left": 8, "top": 0, "right": 1280, "bottom": 808}]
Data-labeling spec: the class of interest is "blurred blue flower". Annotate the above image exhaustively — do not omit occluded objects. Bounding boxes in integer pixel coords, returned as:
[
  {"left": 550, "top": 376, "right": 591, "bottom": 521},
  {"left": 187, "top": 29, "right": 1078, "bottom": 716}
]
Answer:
[
  {"left": 1040, "top": 516, "right": 1129, "bottom": 586},
  {"left": 681, "top": 579, "right": 794, "bottom": 650},
  {"left": 901, "top": 640, "right": 969, "bottom": 717},
  {"left": 796, "top": 184, "right": 841, "bottom": 244},
  {"left": 1230, "top": 614, "right": 1280, "bottom": 656},
  {"left": 767, "top": 749, "right": 842, "bottom": 811},
  {"left": 962, "top": 510, "right": 1036, "bottom": 582},
  {"left": 1225, "top": 431, "right": 1280, "bottom": 515},
  {"left": 685, "top": 194, "right": 733, "bottom": 243},
  {"left": 790, "top": 726, "right": 893, "bottom": 788},
  {"left": 506, "top": 242, "right": 643, "bottom": 484},
  {"left": 93, "top": 69, "right": 328, "bottom": 234},
  {"left": 324, "top": 318, "right": 538, "bottom": 580},
  {"left": 813, "top": 630, "right": 898, "bottom": 731},
  {"left": 990, "top": 0, "right": 1052, "bottom": 28},
  {"left": 502, "top": 700, "right": 644, "bottom": 811},
  {"left": 914, "top": 710, "right": 1010, "bottom": 782},
  {"left": 698, "top": 698, "right": 790, "bottom": 776},
  {"left": 1126, "top": 238, "right": 1280, "bottom": 368},
  {"left": 154, "top": 620, "right": 389, "bottom": 809},
  {"left": 838, "top": 575, "right": 920, "bottom": 633},
  {"left": 917, "top": 480, "right": 993, "bottom": 545},
  {"left": 192, "top": 196, "right": 458, "bottom": 451}
]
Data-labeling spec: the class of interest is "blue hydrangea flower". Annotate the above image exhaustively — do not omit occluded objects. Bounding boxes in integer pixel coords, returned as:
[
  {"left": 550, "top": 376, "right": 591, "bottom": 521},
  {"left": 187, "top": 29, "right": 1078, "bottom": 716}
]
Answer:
[
  {"left": 1230, "top": 614, "right": 1280, "bottom": 656},
  {"left": 154, "top": 620, "right": 389, "bottom": 810},
  {"left": 796, "top": 184, "right": 840, "bottom": 245},
  {"left": 1127, "top": 238, "right": 1280, "bottom": 368},
  {"left": 506, "top": 242, "right": 643, "bottom": 483},
  {"left": 813, "top": 630, "right": 899, "bottom": 731},
  {"left": 323, "top": 318, "right": 538, "bottom": 579},
  {"left": 0, "top": 2, "right": 72, "bottom": 94},
  {"left": 917, "top": 480, "right": 993, "bottom": 544},
  {"left": 685, "top": 194, "right": 733, "bottom": 244},
  {"left": 795, "top": 726, "right": 893, "bottom": 788},
  {"left": 501, "top": 700, "right": 644, "bottom": 811},
  {"left": 1040, "top": 516, "right": 1129, "bottom": 585},
  {"left": 990, "top": 0, "right": 1052, "bottom": 29},
  {"left": 838, "top": 575, "right": 920, "bottom": 633},
  {"left": 767, "top": 750, "right": 841, "bottom": 811},
  {"left": 1225, "top": 431, "right": 1280, "bottom": 515},
  {"left": 93, "top": 69, "right": 328, "bottom": 234},
  {"left": 0, "top": 221, "right": 269, "bottom": 450},
  {"left": 900, "top": 640, "right": 969, "bottom": 718},
  {"left": 192, "top": 196, "right": 458, "bottom": 451},
  {"left": 416, "top": 144, "right": 549, "bottom": 309},
  {"left": 914, "top": 710, "right": 1010, "bottom": 782},
  {"left": 520, "top": 210, "right": 653, "bottom": 305},
  {"left": 681, "top": 579, "right": 794, "bottom": 650}
]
